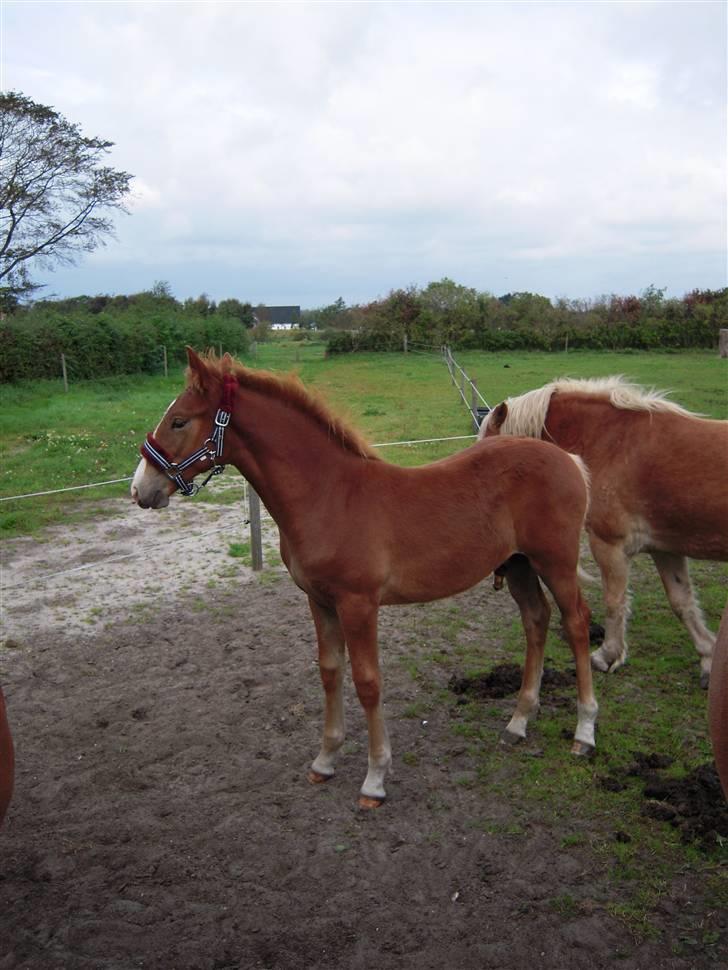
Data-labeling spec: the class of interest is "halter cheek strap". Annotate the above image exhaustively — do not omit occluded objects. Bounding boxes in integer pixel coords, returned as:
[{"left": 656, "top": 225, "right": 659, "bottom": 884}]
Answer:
[{"left": 140, "top": 375, "right": 238, "bottom": 497}]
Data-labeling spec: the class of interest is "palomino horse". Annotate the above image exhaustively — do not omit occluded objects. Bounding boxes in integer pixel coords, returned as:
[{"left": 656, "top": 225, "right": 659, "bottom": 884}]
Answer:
[
  {"left": 132, "top": 349, "right": 597, "bottom": 808},
  {"left": 0, "top": 685, "right": 14, "bottom": 827},
  {"left": 709, "top": 606, "right": 728, "bottom": 800},
  {"left": 480, "top": 377, "right": 728, "bottom": 687}
]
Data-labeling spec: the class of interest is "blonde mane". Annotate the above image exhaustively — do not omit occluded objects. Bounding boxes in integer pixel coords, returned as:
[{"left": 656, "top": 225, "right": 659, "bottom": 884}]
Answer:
[
  {"left": 496, "top": 375, "right": 698, "bottom": 438},
  {"left": 188, "top": 352, "right": 381, "bottom": 461}
]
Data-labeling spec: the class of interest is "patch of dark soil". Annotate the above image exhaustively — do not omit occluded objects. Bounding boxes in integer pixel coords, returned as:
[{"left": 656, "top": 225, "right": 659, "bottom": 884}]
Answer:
[
  {"left": 589, "top": 622, "right": 605, "bottom": 645},
  {"left": 642, "top": 764, "right": 728, "bottom": 847},
  {"left": 448, "top": 663, "right": 574, "bottom": 699},
  {"left": 628, "top": 750, "right": 675, "bottom": 774},
  {"left": 599, "top": 753, "right": 727, "bottom": 850},
  {"left": 556, "top": 623, "right": 604, "bottom": 645}
]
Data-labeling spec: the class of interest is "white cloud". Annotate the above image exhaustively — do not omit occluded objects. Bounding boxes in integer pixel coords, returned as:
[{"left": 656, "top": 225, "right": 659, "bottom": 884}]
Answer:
[{"left": 4, "top": 0, "right": 726, "bottom": 303}]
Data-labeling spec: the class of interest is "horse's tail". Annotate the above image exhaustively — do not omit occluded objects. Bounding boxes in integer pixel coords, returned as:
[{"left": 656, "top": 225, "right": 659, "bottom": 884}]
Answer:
[{"left": 568, "top": 453, "right": 599, "bottom": 586}]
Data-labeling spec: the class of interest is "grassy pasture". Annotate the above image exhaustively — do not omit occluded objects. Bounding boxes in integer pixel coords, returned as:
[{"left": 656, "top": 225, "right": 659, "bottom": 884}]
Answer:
[{"left": 1, "top": 341, "right": 725, "bottom": 536}]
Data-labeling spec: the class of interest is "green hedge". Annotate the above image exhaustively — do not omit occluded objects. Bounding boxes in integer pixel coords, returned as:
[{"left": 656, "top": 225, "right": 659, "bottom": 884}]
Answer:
[{"left": 0, "top": 299, "right": 249, "bottom": 382}]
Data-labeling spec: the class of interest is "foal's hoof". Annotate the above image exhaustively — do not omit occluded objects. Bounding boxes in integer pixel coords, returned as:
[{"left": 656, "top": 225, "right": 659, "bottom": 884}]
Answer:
[
  {"left": 307, "top": 769, "right": 334, "bottom": 785},
  {"left": 571, "top": 740, "right": 596, "bottom": 758},
  {"left": 358, "top": 795, "right": 385, "bottom": 810},
  {"left": 700, "top": 670, "right": 710, "bottom": 690},
  {"left": 500, "top": 729, "right": 524, "bottom": 747}
]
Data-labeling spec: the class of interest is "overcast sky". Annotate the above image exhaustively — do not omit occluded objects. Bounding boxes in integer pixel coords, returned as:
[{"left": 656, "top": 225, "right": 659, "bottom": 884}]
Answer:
[{"left": 2, "top": 0, "right": 726, "bottom": 307}]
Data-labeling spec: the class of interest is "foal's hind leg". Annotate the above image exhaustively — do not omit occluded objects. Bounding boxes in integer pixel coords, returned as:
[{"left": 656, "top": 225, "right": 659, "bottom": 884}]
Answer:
[
  {"left": 501, "top": 556, "right": 551, "bottom": 745},
  {"left": 651, "top": 552, "right": 715, "bottom": 689},
  {"left": 308, "top": 598, "right": 346, "bottom": 783},
  {"left": 538, "top": 564, "right": 598, "bottom": 755}
]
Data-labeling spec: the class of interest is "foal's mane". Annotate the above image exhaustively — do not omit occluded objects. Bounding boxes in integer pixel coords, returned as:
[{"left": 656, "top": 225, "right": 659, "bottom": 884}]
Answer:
[
  {"left": 498, "top": 375, "right": 697, "bottom": 438},
  {"left": 188, "top": 353, "right": 381, "bottom": 461}
]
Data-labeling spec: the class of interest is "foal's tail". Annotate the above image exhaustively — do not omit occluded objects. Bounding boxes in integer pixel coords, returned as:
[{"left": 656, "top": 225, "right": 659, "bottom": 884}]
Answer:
[{"left": 568, "top": 453, "right": 598, "bottom": 586}]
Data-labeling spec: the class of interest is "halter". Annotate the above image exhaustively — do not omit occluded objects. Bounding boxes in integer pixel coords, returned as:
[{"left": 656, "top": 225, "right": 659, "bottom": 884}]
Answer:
[{"left": 140, "top": 375, "right": 238, "bottom": 497}]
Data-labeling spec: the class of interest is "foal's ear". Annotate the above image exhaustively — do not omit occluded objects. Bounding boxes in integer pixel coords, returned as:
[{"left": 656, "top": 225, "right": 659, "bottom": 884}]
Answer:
[
  {"left": 490, "top": 401, "right": 509, "bottom": 432},
  {"left": 221, "top": 352, "right": 234, "bottom": 374},
  {"left": 186, "top": 346, "right": 214, "bottom": 394}
]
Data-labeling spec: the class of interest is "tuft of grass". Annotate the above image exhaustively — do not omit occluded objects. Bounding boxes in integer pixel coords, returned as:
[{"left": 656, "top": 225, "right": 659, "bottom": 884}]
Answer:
[{"left": 228, "top": 541, "right": 251, "bottom": 562}]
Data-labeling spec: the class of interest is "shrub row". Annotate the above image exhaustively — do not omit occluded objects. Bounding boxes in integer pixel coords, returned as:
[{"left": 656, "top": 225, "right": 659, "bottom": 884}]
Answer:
[
  {"left": 325, "top": 289, "right": 727, "bottom": 355},
  {"left": 0, "top": 301, "right": 249, "bottom": 382}
]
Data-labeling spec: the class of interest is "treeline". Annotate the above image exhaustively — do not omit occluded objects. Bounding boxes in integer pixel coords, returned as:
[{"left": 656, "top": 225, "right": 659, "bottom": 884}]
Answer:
[
  {"left": 0, "top": 284, "right": 253, "bottom": 382},
  {"left": 312, "top": 280, "right": 728, "bottom": 354}
]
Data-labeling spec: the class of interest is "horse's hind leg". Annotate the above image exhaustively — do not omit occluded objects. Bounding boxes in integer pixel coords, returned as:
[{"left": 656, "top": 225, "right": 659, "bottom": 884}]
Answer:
[
  {"left": 501, "top": 555, "right": 550, "bottom": 745},
  {"left": 588, "top": 535, "right": 632, "bottom": 674},
  {"left": 308, "top": 598, "right": 346, "bottom": 783},
  {"left": 537, "top": 564, "right": 598, "bottom": 756},
  {"left": 651, "top": 551, "right": 715, "bottom": 689}
]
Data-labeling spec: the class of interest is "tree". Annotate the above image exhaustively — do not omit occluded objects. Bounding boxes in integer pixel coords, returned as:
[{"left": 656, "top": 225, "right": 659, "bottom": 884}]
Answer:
[
  {"left": 184, "top": 293, "right": 216, "bottom": 316},
  {"left": 0, "top": 92, "right": 132, "bottom": 303},
  {"left": 218, "top": 297, "right": 254, "bottom": 327}
]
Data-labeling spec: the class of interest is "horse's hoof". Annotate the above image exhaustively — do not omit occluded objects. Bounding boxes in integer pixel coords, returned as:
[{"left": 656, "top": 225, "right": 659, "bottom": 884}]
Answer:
[
  {"left": 590, "top": 651, "right": 609, "bottom": 673},
  {"left": 571, "top": 740, "right": 596, "bottom": 758},
  {"left": 307, "top": 769, "right": 333, "bottom": 785},
  {"left": 358, "top": 795, "right": 385, "bottom": 810},
  {"left": 700, "top": 670, "right": 710, "bottom": 690},
  {"left": 500, "top": 729, "right": 524, "bottom": 746}
]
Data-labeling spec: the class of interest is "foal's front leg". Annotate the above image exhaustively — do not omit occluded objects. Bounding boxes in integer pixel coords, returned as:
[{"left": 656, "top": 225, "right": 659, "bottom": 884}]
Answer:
[
  {"left": 337, "top": 594, "right": 391, "bottom": 808},
  {"left": 308, "top": 598, "right": 346, "bottom": 783}
]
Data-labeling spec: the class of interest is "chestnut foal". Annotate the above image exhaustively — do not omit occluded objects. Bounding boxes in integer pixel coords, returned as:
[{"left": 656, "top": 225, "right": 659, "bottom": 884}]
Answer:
[{"left": 132, "top": 350, "right": 597, "bottom": 807}]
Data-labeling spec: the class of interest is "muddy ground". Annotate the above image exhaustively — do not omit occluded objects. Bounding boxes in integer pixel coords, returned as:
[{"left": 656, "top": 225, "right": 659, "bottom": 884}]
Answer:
[{"left": 1, "top": 497, "right": 726, "bottom": 969}]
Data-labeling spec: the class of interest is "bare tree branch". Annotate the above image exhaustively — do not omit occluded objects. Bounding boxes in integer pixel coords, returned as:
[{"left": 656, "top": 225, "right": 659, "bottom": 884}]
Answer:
[{"left": 0, "top": 91, "right": 133, "bottom": 300}]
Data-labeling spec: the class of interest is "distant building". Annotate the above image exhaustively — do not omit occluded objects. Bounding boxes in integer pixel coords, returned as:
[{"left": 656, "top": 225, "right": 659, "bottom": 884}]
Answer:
[{"left": 254, "top": 305, "right": 301, "bottom": 329}]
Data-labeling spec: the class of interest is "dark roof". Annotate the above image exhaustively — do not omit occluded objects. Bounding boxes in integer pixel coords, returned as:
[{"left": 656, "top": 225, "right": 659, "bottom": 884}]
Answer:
[{"left": 255, "top": 305, "right": 300, "bottom": 325}]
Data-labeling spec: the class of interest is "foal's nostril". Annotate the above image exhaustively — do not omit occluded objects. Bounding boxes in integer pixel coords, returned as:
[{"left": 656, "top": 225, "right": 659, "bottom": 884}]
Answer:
[{"left": 131, "top": 485, "right": 139, "bottom": 501}]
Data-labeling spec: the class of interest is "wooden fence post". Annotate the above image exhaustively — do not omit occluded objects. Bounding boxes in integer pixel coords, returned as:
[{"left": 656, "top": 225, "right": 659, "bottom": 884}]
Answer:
[
  {"left": 61, "top": 354, "right": 68, "bottom": 393},
  {"left": 248, "top": 484, "right": 264, "bottom": 571},
  {"left": 403, "top": 333, "right": 408, "bottom": 353},
  {"left": 162, "top": 345, "right": 168, "bottom": 377},
  {"left": 720, "top": 329, "right": 728, "bottom": 358}
]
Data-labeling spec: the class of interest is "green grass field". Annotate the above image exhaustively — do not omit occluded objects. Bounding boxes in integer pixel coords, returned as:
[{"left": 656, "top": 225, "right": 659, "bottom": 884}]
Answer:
[{"left": 1, "top": 341, "right": 725, "bottom": 536}]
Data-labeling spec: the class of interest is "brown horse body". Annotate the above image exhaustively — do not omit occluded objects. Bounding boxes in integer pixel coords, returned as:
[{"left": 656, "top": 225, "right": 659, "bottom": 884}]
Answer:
[
  {"left": 709, "top": 606, "right": 728, "bottom": 800},
  {"left": 132, "top": 351, "right": 597, "bottom": 806},
  {"left": 481, "top": 377, "right": 728, "bottom": 687},
  {"left": 0, "top": 686, "right": 14, "bottom": 827}
]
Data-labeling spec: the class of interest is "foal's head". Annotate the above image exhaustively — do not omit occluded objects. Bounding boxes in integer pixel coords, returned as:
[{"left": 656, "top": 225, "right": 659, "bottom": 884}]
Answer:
[{"left": 131, "top": 349, "right": 230, "bottom": 509}]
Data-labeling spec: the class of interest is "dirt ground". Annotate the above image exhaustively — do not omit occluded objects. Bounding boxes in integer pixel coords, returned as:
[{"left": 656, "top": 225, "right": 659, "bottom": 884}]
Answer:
[{"left": 1, "top": 497, "right": 726, "bottom": 970}]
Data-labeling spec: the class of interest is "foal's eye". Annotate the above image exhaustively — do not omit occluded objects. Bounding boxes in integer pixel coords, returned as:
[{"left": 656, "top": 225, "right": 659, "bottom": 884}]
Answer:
[{"left": 171, "top": 417, "right": 188, "bottom": 430}]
